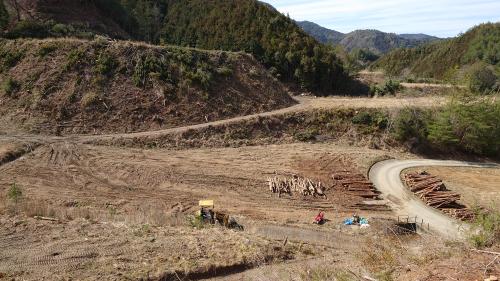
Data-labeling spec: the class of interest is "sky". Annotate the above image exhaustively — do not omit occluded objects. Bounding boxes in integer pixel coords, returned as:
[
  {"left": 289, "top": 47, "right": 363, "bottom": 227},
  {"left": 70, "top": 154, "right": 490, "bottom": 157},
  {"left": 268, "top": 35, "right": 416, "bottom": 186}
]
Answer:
[{"left": 264, "top": 0, "right": 500, "bottom": 37}]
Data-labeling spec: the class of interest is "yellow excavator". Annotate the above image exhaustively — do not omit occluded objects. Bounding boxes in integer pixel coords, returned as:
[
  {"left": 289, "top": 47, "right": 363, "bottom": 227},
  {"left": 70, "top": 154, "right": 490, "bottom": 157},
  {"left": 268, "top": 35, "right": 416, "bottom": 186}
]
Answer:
[{"left": 196, "top": 200, "right": 243, "bottom": 230}]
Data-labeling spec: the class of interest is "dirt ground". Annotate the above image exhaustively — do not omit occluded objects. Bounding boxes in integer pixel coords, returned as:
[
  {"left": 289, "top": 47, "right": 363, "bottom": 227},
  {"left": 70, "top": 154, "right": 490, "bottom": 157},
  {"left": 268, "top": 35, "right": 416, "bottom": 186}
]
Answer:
[
  {"left": 0, "top": 142, "right": 398, "bottom": 227},
  {"left": 0, "top": 92, "right": 499, "bottom": 280},
  {"left": 302, "top": 95, "right": 447, "bottom": 109},
  {"left": 407, "top": 166, "right": 500, "bottom": 210},
  {"left": 0, "top": 140, "right": 499, "bottom": 280}
]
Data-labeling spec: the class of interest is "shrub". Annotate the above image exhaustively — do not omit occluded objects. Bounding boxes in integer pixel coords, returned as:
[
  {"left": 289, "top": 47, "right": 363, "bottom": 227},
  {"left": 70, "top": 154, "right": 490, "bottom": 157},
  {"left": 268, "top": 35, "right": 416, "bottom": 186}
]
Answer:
[
  {"left": 7, "top": 183, "right": 22, "bottom": 203},
  {"left": 392, "top": 108, "right": 430, "bottom": 143},
  {"left": 95, "top": 51, "right": 118, "bottom": 76},
  {"left": 0, "top": 50, "right": 24, "bottom": 69},
  {"left": 1, "top": 77, "right": 20, "bottom": 96},
  {"left": 189, "top": 215, "right": 206, "bottom": 229},
  {"left": 133, "top": 54, "right": 158, "bottom": 87},
  {"left": 38, "top": 43, "right": 57, "bottom": 57},
  {"left": 468, "top": 66, "right": 497, "bottom": 94},
  {"left": 352, "top": 111, "right": 373, "bottom": 125},
  {"left": 372, "top": 80, "right": 403, "bottom": 96},
  {"left": 51, "top": 23, "right": 76, "bottom": 36},
  {"left": 216, "top": 66, "right": 233, "bottom": 76},
  {"left": 189, "top": 67, "right": 212, "bottom": 90},
  {"left": 294, "top": 128, "right": 318, "bottom": 142},
  {"left": 6, "top": 20, "right": 50, "bottom": 38},
  {"left": 65, "top": 48, "right": 86, "bottom": 70},
  {"left": 469, "top": 208, "right": 500, "bottom": 248}
]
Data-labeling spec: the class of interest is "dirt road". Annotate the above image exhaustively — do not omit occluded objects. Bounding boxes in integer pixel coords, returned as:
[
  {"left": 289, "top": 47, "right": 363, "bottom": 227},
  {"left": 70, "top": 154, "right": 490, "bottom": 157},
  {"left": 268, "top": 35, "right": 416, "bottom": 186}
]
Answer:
[
  {"left": 0, "top": 95, "right": 447, "bottom": 144},
  {"left": 369, "top": 159, "right": 498, "bottom": 239}
]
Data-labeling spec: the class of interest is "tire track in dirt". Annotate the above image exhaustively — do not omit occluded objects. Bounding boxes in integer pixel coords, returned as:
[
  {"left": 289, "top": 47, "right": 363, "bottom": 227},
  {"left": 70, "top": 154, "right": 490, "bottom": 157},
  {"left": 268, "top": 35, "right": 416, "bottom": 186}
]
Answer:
[{"left": 0, "top": 228, "right": 135, "bottom": 273}]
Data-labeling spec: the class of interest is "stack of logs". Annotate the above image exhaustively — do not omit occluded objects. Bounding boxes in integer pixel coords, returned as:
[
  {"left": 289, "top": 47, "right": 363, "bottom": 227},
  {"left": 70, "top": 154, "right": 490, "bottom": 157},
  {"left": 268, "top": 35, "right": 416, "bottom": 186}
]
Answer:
[
  {"left": 403, "top": 171, "right": 474, "bottom": 221},
  {"left": 267, "top": 175, "right": 327, "bottom": 198},
  {"left": 332, "top": 170, "right": 380, "bottom": 200}
]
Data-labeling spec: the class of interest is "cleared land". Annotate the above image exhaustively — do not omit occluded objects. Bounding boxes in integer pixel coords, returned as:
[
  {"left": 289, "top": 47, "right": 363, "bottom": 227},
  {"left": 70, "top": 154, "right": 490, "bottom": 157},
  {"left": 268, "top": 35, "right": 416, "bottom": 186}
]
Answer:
[{"left": 0, "top": 96, "right": 498, "bottom": 280}]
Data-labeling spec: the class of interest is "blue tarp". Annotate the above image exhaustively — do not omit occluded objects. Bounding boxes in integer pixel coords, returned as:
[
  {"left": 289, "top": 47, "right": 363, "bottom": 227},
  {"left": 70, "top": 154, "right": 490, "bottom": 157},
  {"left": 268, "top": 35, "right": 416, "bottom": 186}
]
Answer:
[{"left": 344, "top": 217, "right": 369, "bottom": 225}]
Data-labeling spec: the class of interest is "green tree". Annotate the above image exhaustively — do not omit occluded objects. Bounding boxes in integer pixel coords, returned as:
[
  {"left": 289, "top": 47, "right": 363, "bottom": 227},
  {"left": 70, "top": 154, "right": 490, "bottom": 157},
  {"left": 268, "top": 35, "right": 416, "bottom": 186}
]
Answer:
[
  {"left": 0, "top": 0, "right": 8, "bottom": 30},
  {"left": 428, "top": 96, "right": 500, "bottom": 156},
  {"left": 159, "top": 0, "right": 355, "bottom": 95},
  {"left": 468, "top": 65, "right": 497, "bottom": 93}
]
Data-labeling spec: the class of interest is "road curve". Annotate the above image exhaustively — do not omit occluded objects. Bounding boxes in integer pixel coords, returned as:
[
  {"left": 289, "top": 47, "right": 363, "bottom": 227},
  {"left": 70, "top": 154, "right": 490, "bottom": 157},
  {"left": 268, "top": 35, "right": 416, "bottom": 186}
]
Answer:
[{"left": 369, "top": 159, "right": 498, "bottom": 239}]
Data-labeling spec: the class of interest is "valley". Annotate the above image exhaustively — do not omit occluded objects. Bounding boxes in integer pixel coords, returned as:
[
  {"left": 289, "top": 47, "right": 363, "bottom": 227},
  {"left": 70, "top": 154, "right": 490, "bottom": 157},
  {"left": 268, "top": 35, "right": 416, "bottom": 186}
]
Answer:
[{"left": 0, "top": 1, "right": 499, "bottom": 281}]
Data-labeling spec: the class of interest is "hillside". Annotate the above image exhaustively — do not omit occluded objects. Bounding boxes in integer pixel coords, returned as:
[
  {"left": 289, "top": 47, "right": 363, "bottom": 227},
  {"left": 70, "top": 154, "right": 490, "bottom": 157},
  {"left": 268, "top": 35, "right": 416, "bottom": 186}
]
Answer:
[
  {"left": 372, "top": 22, "right": 500, "bottom": 80},
  {"left": 0, "top": 38, "right": 295, "bottom": 135},
  {"left": 159, "top": 0, "right": 358, "bottom": 94},
  {"left": 0, "top": 0, "right": 136, "bottom": 39},
  {"left": 297, "top": 21, "right": 344, "bottom": 45},
  {"left": 0, "top": 0, "right": 362, "bottom": 95},
  {"left": 297, "top": 21, "right": 441, "bottom": 55}
]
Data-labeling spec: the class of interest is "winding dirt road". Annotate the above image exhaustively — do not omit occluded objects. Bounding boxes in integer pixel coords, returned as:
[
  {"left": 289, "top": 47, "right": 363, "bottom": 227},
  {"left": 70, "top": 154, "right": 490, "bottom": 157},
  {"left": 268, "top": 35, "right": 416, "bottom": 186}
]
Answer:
[
  {"left": 369, "top": 159, "right": 498, "bottom": 239},
  {"left": 0, "top": 95, "right": 446, "bottom": 144}
]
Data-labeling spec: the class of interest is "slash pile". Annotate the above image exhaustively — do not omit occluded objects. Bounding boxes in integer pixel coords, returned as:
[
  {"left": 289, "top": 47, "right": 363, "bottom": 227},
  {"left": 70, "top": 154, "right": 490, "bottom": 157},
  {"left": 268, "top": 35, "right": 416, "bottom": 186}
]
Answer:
[
  {"left": 403, "top": 171, "right": 474, "bottom": 221},
  {"left": 267, "top": 176, "right": 327, "bottom": 198}
]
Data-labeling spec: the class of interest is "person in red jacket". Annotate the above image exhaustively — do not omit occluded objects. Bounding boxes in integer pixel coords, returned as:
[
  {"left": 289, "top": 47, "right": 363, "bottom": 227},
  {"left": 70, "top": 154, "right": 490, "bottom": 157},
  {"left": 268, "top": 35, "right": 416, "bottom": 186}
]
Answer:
[{"left": 314, "top": 211, "right": 325, "bottom": 225}]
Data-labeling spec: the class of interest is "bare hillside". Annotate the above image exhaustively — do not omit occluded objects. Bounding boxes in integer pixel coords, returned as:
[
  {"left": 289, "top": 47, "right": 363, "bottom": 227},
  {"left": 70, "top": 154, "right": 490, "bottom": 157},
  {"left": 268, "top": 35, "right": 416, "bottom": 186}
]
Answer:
[{"left": 0, "top": 38, "right": 295, "bottom": 135}]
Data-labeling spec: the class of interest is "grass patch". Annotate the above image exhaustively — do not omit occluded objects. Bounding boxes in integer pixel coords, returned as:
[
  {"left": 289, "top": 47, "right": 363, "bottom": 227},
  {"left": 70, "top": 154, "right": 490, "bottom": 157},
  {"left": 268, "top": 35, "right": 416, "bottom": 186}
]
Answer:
[
  {"left": 7, "top": 183, "right": 22, "bottom": 203},
  {"left": 1, "top": 77, "right": 20, "bottom": 96},
  {"left": 80, "top": 92, "right": 100, "bottom": 108}
]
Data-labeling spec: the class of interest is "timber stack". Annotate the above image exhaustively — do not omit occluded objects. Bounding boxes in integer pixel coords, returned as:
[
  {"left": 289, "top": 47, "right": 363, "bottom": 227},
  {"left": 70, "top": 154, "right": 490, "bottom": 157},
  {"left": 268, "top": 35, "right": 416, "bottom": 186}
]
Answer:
[
  {"left": 403, "top": 171, "right": 474, "bottom": 221},
  {"left": 332, "top": 170, "right": 380, "bottom": 200},
  {"left": 267, "top": 175, "right": 327, "bottom": 198}
]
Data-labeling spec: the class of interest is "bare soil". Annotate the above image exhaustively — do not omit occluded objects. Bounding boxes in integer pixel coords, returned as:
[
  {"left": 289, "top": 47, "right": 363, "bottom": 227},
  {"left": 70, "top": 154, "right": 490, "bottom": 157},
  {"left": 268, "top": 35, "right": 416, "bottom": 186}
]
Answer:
[
  {"left": 0, "top": 96, "right": 498, "bottom": 280},
  {"left": 0, "top": 142, "right": 403, "bottom": 280}
]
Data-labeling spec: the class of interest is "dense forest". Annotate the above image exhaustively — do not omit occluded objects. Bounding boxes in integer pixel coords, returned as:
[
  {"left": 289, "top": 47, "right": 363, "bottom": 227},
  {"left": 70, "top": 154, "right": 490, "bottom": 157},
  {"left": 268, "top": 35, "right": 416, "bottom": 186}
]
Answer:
[
  {"left": 0, "top": 0, "right": 8, "bottom": 30},
  {"left": 0, "top": 0, "right": 361, "bottom": 95},
  {"left": 372, "top": 23, "right": 500, "bottom": 83},
  {"left": 158, "top": 0, "right": 354, "bottom": 94}
]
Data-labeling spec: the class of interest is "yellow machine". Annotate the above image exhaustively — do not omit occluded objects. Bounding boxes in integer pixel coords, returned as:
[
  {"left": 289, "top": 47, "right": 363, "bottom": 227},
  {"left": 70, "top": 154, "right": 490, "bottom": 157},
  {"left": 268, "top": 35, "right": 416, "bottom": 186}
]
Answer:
[{"left": 195, "top": 200, "right": 243, "bottom": 230}]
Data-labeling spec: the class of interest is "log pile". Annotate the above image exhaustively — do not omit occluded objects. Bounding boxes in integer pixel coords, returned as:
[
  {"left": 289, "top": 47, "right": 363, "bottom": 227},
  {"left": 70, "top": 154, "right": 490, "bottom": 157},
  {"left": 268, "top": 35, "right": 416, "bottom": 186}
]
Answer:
[
  {"left": 331, "top": 170, "right": 380, "bottom": 200},
  {"left": 267, "top": 175, "right": 327, "bottom": 198},
  {"left": 403, "top": 171, "right": 474, "bottom": 221}
]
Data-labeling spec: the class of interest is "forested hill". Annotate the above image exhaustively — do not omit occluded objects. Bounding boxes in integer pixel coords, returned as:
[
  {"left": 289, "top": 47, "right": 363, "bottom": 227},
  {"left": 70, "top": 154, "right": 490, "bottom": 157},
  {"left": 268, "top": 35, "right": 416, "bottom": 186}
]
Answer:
[
  {"left": 297, "top": 21, "right": 345, "bottom": 45},
  {"left": 0, "top": 0, "right": 362, "bottom": 95},
  {"left": 297, "top": 21, "right": 440, "bottom": 55},
  {"left": 158, "top": 0, "right": 355, "bottom": 94},
  {"left": 371, "top": 22, "right": 500, "bottom": 80}
]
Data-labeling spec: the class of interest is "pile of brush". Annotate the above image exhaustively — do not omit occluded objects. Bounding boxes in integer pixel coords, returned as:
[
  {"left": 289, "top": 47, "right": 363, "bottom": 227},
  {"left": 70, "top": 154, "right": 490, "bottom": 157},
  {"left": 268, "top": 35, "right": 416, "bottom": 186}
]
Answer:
[
  {"left": 267, "top": 175, "right": 327, "bottom": 198},
  {"left": 404, "top": 171, "right": 474, "bottom": 221}
]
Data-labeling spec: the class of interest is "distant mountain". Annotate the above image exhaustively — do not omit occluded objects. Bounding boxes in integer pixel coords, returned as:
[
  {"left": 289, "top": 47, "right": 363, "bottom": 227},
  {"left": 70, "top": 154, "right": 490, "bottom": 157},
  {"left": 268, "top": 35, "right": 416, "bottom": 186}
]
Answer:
[
  {"left": 399, "top": 33, "right": 440, "bottom": 42},
  {"left": 297, "top": 21, "right": 344, "bottom": 45},
  {"left": 297, "top": 21, "right": 441, "bottom": 55}
]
